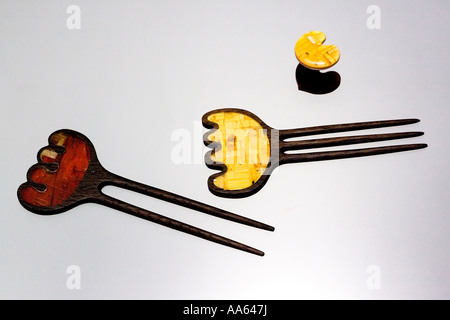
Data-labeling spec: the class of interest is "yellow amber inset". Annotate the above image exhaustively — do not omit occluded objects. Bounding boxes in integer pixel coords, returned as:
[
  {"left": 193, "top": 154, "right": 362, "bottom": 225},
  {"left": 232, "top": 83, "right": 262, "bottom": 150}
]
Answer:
[
  {"left": 207, "top": 112, "right": 271, "bottom": 191},
  {"left": 295, "top": 31, "right": 340, "bottom": 70}
]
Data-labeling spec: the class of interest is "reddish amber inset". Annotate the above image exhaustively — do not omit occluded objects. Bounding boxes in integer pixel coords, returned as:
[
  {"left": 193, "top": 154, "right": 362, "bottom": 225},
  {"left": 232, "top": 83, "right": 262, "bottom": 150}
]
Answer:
[{"left": 20, "top": 132, "right": 91, "bottom": 207}]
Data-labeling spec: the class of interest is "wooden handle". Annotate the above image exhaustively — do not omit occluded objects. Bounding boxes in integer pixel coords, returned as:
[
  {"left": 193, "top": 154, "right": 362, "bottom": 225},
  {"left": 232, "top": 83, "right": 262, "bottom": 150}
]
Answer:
[
  {"left": 101, "top": 171, "right": 274, "bottom": 232},
  {"left": 279, "top": 132, "right": 424, "bottom": 152},
  {"left": 96, "top": 193, "right": 264, "bottom": 256},
  {"left": 280, "top": 144, "right": 427, "bottom": 165},
  {"left": 278, "top": 119, "right": 420, "bottom": 140}
]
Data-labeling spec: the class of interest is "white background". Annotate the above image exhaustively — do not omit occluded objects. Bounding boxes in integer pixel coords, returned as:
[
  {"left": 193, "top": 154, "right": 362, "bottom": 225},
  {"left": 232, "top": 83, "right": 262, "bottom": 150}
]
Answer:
[{"left": 1, "top": 0, "right": 449, "bottom": 299}]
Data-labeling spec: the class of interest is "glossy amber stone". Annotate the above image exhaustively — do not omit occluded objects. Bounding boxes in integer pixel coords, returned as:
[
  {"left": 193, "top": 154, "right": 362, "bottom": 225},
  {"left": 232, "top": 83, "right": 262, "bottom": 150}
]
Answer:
[{"left": 295, "top": 31, "right": 340, "bottom": 70}]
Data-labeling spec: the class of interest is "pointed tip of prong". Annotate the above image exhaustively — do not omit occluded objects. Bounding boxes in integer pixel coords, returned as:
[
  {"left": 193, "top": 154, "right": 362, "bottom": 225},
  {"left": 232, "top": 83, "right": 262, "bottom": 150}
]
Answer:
[
  {"left": 409, "top": 143, "right": 427, "bottom": 149},
  {"left": 396, "top": 118, "right": 421, "bottom": 125},
  {"left": 254, "top": 249, "right": 265, "bottom": 257},
  {"left": 405, "top": 131, "right": 424, "bottom": 138},
  {"left": 395, "top": 143, "right": 428, "bottom": 152},
  {"left": 258, "top": 223, "right": 275, "bottom": 232},
  {"left": 242, "top": 245, "right": 265, "bottom": 256},
  {"left": 393, "top": 143, "right": 428, "bottom": 151},
  {"left": 396, "top": 131, "right": 424, "bottom": 138},
  {"left": 381, "top": 118, "right": 421, "bottom": 127},
  {"left": 237, "top": 246, "right": 265, "bottom": 256}
]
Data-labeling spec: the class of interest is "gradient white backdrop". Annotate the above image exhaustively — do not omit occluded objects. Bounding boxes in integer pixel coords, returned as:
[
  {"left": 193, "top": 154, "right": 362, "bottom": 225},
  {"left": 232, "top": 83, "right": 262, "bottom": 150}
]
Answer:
[{"left": 1, "top": 0, "right": 449, "bottom": 299}]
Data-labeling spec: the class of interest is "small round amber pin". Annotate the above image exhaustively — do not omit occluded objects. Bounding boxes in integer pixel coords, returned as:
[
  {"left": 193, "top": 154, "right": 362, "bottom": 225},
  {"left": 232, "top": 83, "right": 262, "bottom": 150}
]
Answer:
[{"left": 295, "top": 31, "right": 340, "bottom": 70}]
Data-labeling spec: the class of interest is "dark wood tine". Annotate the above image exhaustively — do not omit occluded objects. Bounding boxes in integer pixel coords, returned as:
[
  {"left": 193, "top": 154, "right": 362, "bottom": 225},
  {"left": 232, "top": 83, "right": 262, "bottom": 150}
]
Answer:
[
  {"left": 280, "top": 144, "right": 427, "bottom": 165},
  {"left": 279, "top": 119, "right": 420, "bottom": 140},
  {"left": 280, "top": 132, "right": 424, "bottom": 152},
  {"left": 97, "top": 193, "right": 264, "bottom": 256},
  {"left": 104, "top": 171, "right": 275, "bottom": 231}
]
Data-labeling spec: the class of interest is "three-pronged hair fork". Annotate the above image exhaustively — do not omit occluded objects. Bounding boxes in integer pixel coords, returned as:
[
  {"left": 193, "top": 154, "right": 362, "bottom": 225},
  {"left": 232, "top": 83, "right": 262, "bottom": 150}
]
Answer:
[{"left": 202, "top": 108, "right": 427, "bottom": 198}]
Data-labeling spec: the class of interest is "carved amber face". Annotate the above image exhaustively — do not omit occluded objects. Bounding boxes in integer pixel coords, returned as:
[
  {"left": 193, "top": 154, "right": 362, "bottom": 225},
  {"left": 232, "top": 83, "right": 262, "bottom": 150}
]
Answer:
[{"left": 205, "top": 111, "right": 271, "bottom": 191}]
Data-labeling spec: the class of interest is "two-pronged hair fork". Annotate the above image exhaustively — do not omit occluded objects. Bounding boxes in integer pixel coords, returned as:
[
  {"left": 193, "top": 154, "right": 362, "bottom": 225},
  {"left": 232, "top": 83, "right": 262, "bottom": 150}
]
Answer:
[{"left": 17, "top": 130, "right": 274, "bottom": 256}]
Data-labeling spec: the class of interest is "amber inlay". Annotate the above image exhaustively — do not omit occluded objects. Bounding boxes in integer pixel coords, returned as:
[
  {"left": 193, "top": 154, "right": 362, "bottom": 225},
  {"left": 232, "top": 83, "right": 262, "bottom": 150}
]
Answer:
[
  {"left": 295, "top": 31, "right": 340, "bottom": 70},
  {"left": 20, "top": 132, "right": 91, "bottom": 207},
  {"left": 207, "top": 112, "right": 270, "bottom": 191}
]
